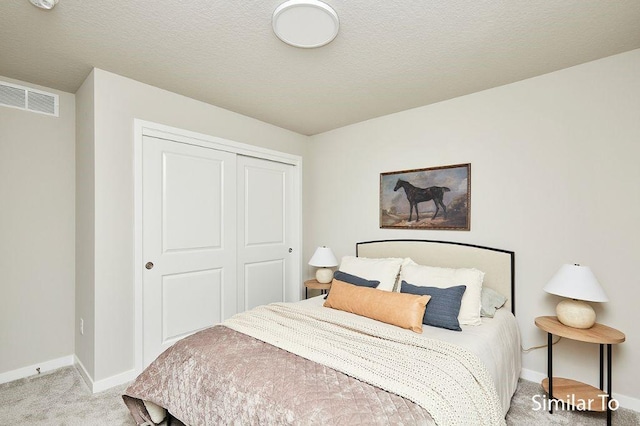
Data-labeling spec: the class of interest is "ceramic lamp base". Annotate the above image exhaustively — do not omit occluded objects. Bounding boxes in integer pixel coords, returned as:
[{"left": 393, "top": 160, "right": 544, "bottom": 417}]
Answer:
[
  {"left": 315, "top": 268, "right": 334, "bottom": 284},
  {"left": 556, "top": 299, "right": 596, "bottom": 329}
]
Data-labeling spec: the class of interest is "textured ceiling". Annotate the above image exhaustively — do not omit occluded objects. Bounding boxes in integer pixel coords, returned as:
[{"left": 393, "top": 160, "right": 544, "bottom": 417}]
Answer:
[{"left": 1, "top": 1, "right": 639, "bottom": 135}]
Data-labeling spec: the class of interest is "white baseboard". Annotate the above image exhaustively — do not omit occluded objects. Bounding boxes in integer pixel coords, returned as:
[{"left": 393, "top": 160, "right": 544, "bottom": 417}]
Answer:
[
  {"left": 520, "top": 367, "right": 546, "bottom": 384},
  {"left": 0, "top": 354, "right": 75, "bottom": 385},
  {"left": 74, "top": 356, "right": 93, "bottom": 391},
  {"left": 74, "top": 355, "right": 136, "bottom": 393},
  {"left": 520, "top": 368, "right": 640, "bottom": 412},
  {"left": 613, "top": 393, "right": 640, "bottom": 414},
  {"left": 93, "top": 368, "right": 137, "bottom": 393}
]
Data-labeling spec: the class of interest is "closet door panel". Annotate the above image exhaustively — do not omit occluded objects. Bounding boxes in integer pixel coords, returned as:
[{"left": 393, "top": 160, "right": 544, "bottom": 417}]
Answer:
[
  {"left": 245, "top": 260, "right": 284, "bottom": 310},
  {"left": 245, "top": 167, "right": 284, "bottom": 246},
  {"left": 161, "top": 268, "right": 222, "bottom": 341},
  {"left": 237, "top": 156, "right": 294, "bottom": 312},
  {"left": 142, "top": 136, "right": 236, "bottom": 367},
  {"left": 163, "top": 152, "right": 223, "bottom": 250}
]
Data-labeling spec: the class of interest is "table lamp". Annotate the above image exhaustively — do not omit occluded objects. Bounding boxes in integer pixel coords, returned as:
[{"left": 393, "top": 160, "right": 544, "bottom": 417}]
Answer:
[
  {"left": 543, "top": 264, "right": 608, "bottom": 329},
  {"left": 308, "top": 246, "right": 338, "bottom": 283}
]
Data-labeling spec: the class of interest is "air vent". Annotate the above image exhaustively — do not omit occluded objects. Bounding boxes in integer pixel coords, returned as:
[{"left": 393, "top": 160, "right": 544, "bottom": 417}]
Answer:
[{"left": 0, "top": 81, "right": 58, "bottom": 117}]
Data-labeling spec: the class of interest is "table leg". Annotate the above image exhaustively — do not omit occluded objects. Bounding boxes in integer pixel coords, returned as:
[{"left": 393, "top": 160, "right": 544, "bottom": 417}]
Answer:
[
  {"left": 607, "top": 344, "right": 612, "bottom": 426},
  {"left": 548, "top": 332, "right": 553, "bottom": 414},
  {"left": 600, "top": 344, "right": 604, "bottom": 390}
]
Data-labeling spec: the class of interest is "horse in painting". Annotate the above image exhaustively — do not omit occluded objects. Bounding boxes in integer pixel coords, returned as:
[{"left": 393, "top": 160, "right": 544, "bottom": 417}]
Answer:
[{"left": 393, "top": 179, "right": 450, "bottom": 222}]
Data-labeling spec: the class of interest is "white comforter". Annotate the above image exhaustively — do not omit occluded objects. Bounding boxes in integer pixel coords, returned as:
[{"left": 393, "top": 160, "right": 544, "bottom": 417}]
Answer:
[{"left": 297, "top": 296, "right": 522, "bottom": 416}]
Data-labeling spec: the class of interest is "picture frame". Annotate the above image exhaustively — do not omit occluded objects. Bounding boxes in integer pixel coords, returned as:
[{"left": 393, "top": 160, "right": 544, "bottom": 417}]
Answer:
[{"left": 380, "top": 163, "right": 470, "bottom": 230}]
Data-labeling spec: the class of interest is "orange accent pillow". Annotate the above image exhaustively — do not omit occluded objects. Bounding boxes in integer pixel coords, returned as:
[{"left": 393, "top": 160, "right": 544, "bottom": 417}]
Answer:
[{"left": 323, "top": 279, "right": 430, "bottom": 333}]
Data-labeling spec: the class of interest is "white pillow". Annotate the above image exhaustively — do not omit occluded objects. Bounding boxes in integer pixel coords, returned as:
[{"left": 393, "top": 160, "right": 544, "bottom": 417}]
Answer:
[
  {"left": 339, "top": 256, "right": 404, "bottom": 292},
  {"left": 400, "top": 263, "right": 484, "bottom": 326},
  {"left": 393, "top": 257, "right": 416, "bottom": 292}
]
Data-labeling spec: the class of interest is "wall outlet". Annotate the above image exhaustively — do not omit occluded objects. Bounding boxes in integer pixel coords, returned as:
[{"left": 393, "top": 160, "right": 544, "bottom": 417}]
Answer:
[{"left": 80, "top": 318, "right": 84, "bottom": 335}]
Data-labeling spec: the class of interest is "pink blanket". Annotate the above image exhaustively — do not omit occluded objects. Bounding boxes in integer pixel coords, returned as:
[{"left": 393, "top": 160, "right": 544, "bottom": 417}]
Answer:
[{"left": 124, "top": 325, "right": 434, "bottom": 425}]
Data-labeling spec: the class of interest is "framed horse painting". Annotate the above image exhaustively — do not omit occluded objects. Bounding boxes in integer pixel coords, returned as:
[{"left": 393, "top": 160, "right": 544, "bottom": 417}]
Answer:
[{"left": 380, "top": 163, "right": 471, "bottom": 230}]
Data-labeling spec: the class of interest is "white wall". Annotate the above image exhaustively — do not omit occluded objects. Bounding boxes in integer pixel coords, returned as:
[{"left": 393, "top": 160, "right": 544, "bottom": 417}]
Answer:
[
  {"left": 0, "top": 76, "right": 76, "bottom": 377},
  {"left": 306, "top": 49, "right": 640, "bottom": 405},
  {"left": 75, "top": 70, "right": 96, "bottom": 379},
  {"left": 77, "top": 69, "right": 308, "bottom": 382}
]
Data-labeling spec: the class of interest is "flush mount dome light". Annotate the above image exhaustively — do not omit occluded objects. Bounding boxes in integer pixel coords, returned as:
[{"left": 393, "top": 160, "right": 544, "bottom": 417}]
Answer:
[
  {"left": 272, "top": 0, "right": 339, "bottom": 48},
  {"left": 29, "top": 0, "right": 59, "bottom": 10}
]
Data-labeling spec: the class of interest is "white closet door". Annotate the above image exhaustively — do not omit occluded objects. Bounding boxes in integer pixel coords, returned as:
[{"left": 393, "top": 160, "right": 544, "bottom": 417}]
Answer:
[
  {"left": 237, "top": 156, "right": 294, "bottom": 312},
  {"left": 142, "top": 136, "right": 236, "bottom": 366}
]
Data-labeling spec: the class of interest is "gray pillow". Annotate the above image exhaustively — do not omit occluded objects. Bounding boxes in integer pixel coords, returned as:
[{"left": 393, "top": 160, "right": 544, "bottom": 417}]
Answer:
[
  {"left": 400, "top": 281, "right": 466, "bottom": 331},
  {"left": 480, "top": 287, "right": 507, "bottom": 318},
  {"left": 324, "top": 270, "right": 380, "bottom": 299}
]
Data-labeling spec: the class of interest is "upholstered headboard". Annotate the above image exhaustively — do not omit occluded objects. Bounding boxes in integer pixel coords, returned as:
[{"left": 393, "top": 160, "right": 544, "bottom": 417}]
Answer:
[{"left": 356, "top": 239, "right": 515, "bottom": 315}]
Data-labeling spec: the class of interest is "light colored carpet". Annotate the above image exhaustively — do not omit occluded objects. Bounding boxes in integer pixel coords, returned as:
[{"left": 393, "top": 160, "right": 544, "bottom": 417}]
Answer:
[
  {"left": 0, "top": 366, "right": 133, "bottom": 426},
  {"left": 0, "top": 366, "right": 638, "bottom": 425}
]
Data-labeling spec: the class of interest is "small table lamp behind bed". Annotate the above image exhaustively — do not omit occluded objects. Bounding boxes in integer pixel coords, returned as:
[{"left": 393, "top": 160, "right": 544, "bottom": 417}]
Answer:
[{"left": 309, "top": 246, "right": 338, "bottom": 284}]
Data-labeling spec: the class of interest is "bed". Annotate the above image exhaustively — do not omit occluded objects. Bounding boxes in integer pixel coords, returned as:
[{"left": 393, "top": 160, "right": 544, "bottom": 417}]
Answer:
[{"left": 123, "top": 239, "right": 521, "bottom": 425}]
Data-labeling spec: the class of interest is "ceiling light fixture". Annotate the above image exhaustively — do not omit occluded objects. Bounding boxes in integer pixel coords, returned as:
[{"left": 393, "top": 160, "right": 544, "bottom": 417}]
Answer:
[
  {"left": 29, "top": 0, "right": 59, "bottom": 10},
  {"left": 272, "top": 0, "right": 339, "bottom": 48}
]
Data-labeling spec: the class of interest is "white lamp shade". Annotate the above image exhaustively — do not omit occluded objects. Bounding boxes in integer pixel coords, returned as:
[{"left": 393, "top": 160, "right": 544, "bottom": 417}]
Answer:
[
  {"left": 308, "top": 246, "right": 338, "bottom": 267},
  {"left": 543, "top": 264, "right": 608, "bottom": 303}
]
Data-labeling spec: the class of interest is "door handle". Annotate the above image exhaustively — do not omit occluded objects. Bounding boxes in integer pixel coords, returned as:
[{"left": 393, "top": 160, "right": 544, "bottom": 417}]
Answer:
[
  {"left": 288, "top": 248, "right": 293, "bottom": 253},
  {"left": 145, "top": 262, "right": 154, "bottom": 270}
]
